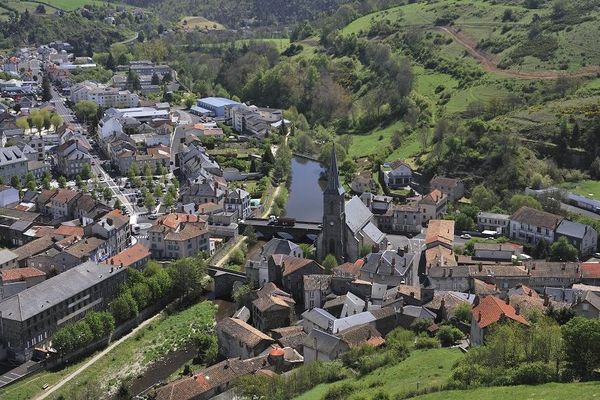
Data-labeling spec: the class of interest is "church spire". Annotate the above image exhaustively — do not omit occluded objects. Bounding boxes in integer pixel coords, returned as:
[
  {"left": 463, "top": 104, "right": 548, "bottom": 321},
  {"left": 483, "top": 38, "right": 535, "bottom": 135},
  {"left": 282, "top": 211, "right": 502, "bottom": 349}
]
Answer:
[{"left": 326, "top": 145, "right": 344, "bottom": 195}]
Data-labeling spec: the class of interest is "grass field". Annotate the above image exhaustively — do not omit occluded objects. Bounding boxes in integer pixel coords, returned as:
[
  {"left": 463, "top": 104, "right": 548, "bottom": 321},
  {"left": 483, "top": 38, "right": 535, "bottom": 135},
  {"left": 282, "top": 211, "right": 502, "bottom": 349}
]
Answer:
[
  {"left": 413, "top": 382, "right": 600, "bottom": 400},
  {"left": 560, "top": 180, "right": 600, "bottom": 200},
  {"left": 347, "top": 121, "right": 406, "bottom": 158},
  {"left": 42, "top": 0, "right": 110, "bottom": 11},
  {"left": 1, "top": 301, "right": 217, "bottom": 400},
  {"left": 294, "top": 348, "right": 463, "bottom": 400},
  {"left": 180, "top": 16, "right": 225, "bottom": 31}
]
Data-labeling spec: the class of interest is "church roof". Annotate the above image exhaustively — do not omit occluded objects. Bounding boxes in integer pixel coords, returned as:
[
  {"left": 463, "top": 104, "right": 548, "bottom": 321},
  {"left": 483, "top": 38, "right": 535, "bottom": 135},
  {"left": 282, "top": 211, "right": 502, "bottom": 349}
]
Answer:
[
  {"left": 345, "top": 196, "right": 373, "bottom": 235},
  {"left": 325, "top": 145, "right": 344, "bottom": 196}
]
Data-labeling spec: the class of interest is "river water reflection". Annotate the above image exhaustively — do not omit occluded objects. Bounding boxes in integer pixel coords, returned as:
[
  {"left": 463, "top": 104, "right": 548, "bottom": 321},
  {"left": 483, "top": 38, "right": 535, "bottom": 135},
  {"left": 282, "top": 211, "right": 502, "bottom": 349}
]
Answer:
[{"left": 283, "top": 156, "right": 325, "bottom": 223}]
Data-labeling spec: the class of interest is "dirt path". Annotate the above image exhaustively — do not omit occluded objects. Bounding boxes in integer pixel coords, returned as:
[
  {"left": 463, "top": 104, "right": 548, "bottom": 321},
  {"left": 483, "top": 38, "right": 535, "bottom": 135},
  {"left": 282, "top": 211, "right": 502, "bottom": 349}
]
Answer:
[
  {"left": 34, "top": 313, "right": 161, "bottom": 400},
  {"left": 436, "top": 26, "right": 600, "bottom": 80},
  {"left": 214, "top": 236, "right": 248, "bottom": 268}
]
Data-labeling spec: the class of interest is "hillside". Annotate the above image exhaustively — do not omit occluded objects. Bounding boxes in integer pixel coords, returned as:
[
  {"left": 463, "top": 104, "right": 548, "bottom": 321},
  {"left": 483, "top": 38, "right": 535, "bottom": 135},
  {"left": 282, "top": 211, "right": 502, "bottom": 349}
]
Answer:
[
  {"left": 294, "top": 348, "right": 463, "bottom": 400},
  {"left": 342, "top": 0, "right": 600, "bottom": 74}
]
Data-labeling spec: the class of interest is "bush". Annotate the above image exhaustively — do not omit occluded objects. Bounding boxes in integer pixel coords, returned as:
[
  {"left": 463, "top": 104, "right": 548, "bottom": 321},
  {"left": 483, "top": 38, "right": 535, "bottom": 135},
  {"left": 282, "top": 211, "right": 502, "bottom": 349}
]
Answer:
[
  {"left": 436, "top": 326, "right": 464, "bottom": 347},
  {"left": 509, "top": 362, "right": 555, "bottom": 385},
  {"left": 324, "top": 383, "right": 356, "bottom": 400},
  {"left": 385, "top": 327, "right": 414, "bottom": 357},
  {"left": 415, "top": 334, "right": 439, "bottom": 349}
]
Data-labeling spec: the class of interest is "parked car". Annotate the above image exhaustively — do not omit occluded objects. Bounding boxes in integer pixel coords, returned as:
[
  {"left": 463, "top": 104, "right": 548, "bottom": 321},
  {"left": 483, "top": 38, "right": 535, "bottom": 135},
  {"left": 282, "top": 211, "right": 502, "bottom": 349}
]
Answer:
[{"left": 460, "top": 234, "right": 472, "bottom": 240}]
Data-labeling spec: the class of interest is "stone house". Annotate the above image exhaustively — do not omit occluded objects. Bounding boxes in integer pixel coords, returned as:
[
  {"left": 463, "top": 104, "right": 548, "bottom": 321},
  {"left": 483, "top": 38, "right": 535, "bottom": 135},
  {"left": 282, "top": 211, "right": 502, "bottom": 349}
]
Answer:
[
  {"left": 509, "top": 206, "right": 563, "bottom": 246},
  {"left": 477, "top": 211, "right": 510, "bottom": 236},
  {"left": 303, "top": 274, "right": 332, "bottom": 310},
  {"left": 572, "top": 291, "right": 600, "bottom": 319},
  {"left": 216, "top": 317, "right": 275, "bottom": 359},
  {"left": 429, "top": 176, "right": 464, "bottom": 203},
  {"left": 419, "top": 189, "right": 448, "bottom": 223},
  {"left": 269, "top": 255, "right": 324, "bottom": 302},
  {"left": 250, "top": 283, "right": 295, "bottom": 332},
  {"left": 555, "top": 219, "right": 598, "bottom": 258},
  {"left": 382, "top": 160, "right": 412, "bottom": 189},
  {"left": 470, "top": 295, "right": 529, "bottom": 346}
]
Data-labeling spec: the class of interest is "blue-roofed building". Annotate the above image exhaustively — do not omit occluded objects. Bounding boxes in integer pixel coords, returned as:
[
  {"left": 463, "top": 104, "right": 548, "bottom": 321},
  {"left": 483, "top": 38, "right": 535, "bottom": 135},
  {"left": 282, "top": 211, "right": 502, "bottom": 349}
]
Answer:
[{"left": 197, "top": 97, "right": 240, "bottom": 117}]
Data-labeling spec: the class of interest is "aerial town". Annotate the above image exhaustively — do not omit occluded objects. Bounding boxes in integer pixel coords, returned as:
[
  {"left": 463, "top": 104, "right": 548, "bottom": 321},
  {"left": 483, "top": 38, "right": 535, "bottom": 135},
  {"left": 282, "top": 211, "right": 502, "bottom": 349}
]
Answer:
[{"left": 1, "top": 1, "right": 600, "bottom": 399}]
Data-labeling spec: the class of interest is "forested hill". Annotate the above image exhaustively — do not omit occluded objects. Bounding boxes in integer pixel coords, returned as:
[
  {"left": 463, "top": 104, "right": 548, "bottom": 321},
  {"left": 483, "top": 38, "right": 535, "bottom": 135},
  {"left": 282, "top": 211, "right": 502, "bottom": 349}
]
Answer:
[{"left": 120, "top": 0, "right": 354, "bottom": 26}]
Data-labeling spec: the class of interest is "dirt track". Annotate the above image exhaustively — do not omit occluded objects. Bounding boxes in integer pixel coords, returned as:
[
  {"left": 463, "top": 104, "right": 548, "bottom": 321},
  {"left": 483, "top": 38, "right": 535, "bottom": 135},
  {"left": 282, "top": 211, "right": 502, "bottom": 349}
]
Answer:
[{"left": 436, "top": 26, "right": 600, "bottom": 80}]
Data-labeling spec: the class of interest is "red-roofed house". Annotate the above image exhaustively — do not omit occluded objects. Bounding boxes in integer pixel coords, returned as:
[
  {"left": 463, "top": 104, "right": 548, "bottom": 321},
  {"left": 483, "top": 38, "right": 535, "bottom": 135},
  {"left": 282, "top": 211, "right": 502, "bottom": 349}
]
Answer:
[
  {"left": 581, "top": 262, "right": 600, "bottom": 286},
  {"left": 0, "top": 267, "right": 46, "bottom": 299},
  {"left": 107, "top": 243, "right": 151, "bottom": 269},
  {"left": 269, "top": 255, "right": 324, "bottom": 301},
  {"left": 470, "top": 295, "right": 529, "bottom": 345},
  {"left": 419, "top": 189, "right": 448, "bottom": 222}
]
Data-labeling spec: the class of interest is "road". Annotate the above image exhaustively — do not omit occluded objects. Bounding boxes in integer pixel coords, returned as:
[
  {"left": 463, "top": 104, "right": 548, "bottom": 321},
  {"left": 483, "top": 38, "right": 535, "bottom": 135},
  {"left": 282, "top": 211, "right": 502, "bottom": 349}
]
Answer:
[
  {"left": 50, "top": 87, "right": 137, "bottom": 222},
  {"left": 34, "top": 313, "right": 161, "bottom": 400}
]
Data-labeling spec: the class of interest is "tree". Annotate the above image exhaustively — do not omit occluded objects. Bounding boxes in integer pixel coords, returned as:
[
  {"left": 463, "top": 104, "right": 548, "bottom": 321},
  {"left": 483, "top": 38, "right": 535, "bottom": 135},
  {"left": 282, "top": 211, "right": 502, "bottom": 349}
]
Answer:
[
  {"left": 168, "top": 257, "right": 207, "bottom": 299},
  {"left": 126, "top": 70, "right": 141, "bottom": 91},
  {"left": 50, "top": 113, "right": 63, "bottom": 132},
  {"left": 533, "top": 239, "right": 551, "bottom": 259},
  {"left": 163, "top": 192, "right": 175, "bottom": 208},
  {"left": 144, "top": 193, "right": 155, "bottom": 210},
  {"left": 509, "top": 194, "right": 541, "bottom": 213},
  {"left": 454, "top": 302, "right": 472, "bottom": 323},
  {"left": 243, "top": 225, "right": 257, "bottom": 245},
  {"left": 562, "top": 317, "right": 600, "bottom": 380},
  {"left": 10, "top": 176, "right": 21, "bottom": 190},
  {"left": 42, "top": 175, "right": 51, "bottom": 190},
  {"left": 41, "top": 74, "right": 52, "bottom": 102},
  {"left": 437, "top": 325, "right": 464, "bottom": 347},
  {"left": 471, "top": 184, "right": 497, "bottom": 211},
  {"left": 183, "top": 93, "right": 196, "bottom": 109},
  {"left": 52, "top": 325, "right": 76, "bottom": 354},
  {"left": 58, "top": 176, "right": 67, "bottom": 188},
  {"left": 81, "top": 164, "right": 92, "bottom": 180},
  {"left": 550, "top": 236, "right": 578, "bottom": 261},
  {"left": 103, "top": 187, "right": 112, "bottom": 202},
  {"left": 322, "top": 254, "right": 338, "bottom": 274},
  {"left": 74, "top": 100, "right": 99, "bottom": 124},
  {"left": 105, "top": 52, "right": 115, "bottom": 71},
  {"left": 16, "top": 117, "right": 30, "bottom": 133},
  {"left": 151, "top": 72, "right": 160, "bottom": 85},
  {"left": 113, "top": 198, "right": 122, "bottom": 210},
  {"left": 110, "top": 291, "right": 138, "bottom": 322},
  {"left": 391, "top": 130, "right": 402, "bottom": 149},
  {"left": 31, "top": 110, "right": 44, "bottom": 133}
]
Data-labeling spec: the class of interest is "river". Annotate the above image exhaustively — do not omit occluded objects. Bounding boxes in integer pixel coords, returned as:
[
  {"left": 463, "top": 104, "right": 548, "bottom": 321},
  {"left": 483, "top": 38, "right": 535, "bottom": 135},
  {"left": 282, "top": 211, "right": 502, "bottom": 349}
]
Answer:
[{"left": 284, "top": 156, "right": 325, "bottom": 223}]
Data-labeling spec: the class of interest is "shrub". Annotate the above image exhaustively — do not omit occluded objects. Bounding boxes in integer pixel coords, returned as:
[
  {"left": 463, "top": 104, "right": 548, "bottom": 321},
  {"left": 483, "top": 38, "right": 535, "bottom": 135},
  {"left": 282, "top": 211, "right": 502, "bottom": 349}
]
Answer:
[
  {"left": 324, "top": 383, "right": 356, "bottom": 400},
  {"left": 436, "top": 326, "right": 464, "bottom": 347},
  {"left": 509, "top": 362, "right": 555, "bottom": 385},
  {"left": 372, "top": 391, "right": 390, "bottom": 400},
  {"left": 385, "top": 327, "right": 414, "bottom": 356},
  {"left": 415, "top": 334, "right": 439, "bottom": 349}
]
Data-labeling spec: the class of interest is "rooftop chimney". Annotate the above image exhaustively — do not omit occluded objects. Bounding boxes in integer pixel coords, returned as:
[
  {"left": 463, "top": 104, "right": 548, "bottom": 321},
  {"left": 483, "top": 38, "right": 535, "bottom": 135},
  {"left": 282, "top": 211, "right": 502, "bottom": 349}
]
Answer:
[{"left": 505, "top": 296, "right": 510, "bottom": 305}]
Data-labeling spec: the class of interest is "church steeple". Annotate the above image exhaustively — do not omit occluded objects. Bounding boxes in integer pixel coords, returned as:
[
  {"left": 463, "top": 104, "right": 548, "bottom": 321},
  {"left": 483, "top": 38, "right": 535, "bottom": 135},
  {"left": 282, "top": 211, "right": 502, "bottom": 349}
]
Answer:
[
  {"left": 326, "top": 145, "right": 345, "bottom": 195},
  {"left": 318, "top": 144, "right": 347, "bottom": 263}
]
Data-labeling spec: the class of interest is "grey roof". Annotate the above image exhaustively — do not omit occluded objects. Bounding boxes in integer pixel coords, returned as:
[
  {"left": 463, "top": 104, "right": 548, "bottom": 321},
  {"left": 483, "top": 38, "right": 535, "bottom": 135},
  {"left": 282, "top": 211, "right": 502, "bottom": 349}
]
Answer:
[
  {"left": 260, "top": 238, "right": 301, "bottom": 259},
  {"left": 325, "top": 146, "right": 344, "bottom": 196},
  {"left": 362, "top": 222, "right": 386, "bottom": 244},
  {"left": 301, "top": 308, "right": 336, "bottom": 331},
  {"left": 340, "top": 292, "right": 365, "bottom": 318},
  {"left": 567, "top": 193, "right": 600, "bottom": 208},
  {"left": 362, "top": 250, "right": 414, "bottom": 277},
  {"left": 304, "top": 328, "right": 340, "bottom": 353},
  {"left": 345, "top": 196, "right": 373, "bottom": 234},
  {"left": 477, "top": 211, "right": 510, "bottom": 220},
  {"left": 556, "top": 219, "right": 594, "bottom": 239},
  {"left": 0, "top": 146, "right": 26, "bottom": 166},
  {"left": 0, "top": 249, "right": 18, "bottom": 265},
  {"left": 581, "top": 291, "right": 600, "bottom": 311},
  {"left": 401, "top": 305, "right": 436, "bottom": 319},
  {"left": 233, "top": 306, "right": 251, "bottom": 322},
  {"left": 0, "top": 261, "right": 120, "bottom": 322},
  {"left": 332, "top": 311, "right": 376, "bottom": 334},
  {"left": 10, "top": 220, "right": 33, "bottom": 233},
  {"left": 198, "top": 97, "right": 240, "bottom": 108}
]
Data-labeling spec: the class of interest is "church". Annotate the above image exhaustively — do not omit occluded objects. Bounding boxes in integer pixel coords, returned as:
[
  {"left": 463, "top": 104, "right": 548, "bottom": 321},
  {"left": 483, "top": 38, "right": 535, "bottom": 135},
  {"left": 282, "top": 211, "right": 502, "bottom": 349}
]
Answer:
[{"left": 317, "top": 147, "right": 388, "bottom": 263}]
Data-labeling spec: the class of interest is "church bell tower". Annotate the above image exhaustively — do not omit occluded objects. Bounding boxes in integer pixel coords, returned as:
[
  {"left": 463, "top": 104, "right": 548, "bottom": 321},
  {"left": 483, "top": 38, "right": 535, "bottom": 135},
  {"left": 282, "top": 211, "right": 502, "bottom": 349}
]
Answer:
[{"left": 319, "top": 145, "right": 346, "bottom": 263}]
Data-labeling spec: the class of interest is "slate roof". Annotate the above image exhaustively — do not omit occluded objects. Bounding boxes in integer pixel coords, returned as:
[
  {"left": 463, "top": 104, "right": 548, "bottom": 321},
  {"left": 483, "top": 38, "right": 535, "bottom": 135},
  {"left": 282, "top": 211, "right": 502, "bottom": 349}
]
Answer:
[
  {"left": 258, "top": 238, "right": 301, "bottom": 259},
  {"left": 361, "top": 250, "right": 415, "bottom": 277},
  {"left": 510, "top": 206, "right": 563, "bottom": 230},
  {"left": 556, "top": 219, "right": 594, "bottom": 239},
  {"left": 430, "top": 176, "right": 461, "bottom": 188},
  {"left": 472, "top": 295, "right": 529, "bottom": 329},
  {"left": 0, "top": 249, "right": 19, "bottom": 265},
  {"left": 0, "top": 146, "right": 26, "bottom": 166},
  {"left": 301, "top": 308, "right": 336, "bottom": 331},
  {"left": 580, "top": 290, "right": 600, "bottom": 311},
  {"left": 345, "top": 196, "right": 373, "bottom": 235},
  {"left": 332, "top": 311, "right": 376, "bottom": 334},
  {"left": 218, "top": 318, "right": 274, "bottom": 347},
  {"left": 0, "top": 261, "right": 117, "bottom": 321}
]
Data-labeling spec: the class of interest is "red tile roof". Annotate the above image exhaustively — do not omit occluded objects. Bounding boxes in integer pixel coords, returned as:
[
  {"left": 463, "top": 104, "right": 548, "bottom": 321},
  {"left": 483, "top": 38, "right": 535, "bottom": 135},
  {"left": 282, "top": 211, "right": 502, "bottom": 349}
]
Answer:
[
  {"left": 425, "top": 219, "right": 454, "bottom": 247},
  {"left": 55, "top": 225, "right": 84, "bottom": 237},
  {"left": 157, "top": 213, "right": 204, "bottom": 229},
  {"left": 582, "top": 262, "right": 600, "bottom": 279},
  {"left": 1, "top": 267, "right": 45, "bottom": 282},
  {"left": 472, "top": 296, "right": 529, "bottom": 329},
  {"left": 107, "top": 243, "right": 150, "bottom": 268}
]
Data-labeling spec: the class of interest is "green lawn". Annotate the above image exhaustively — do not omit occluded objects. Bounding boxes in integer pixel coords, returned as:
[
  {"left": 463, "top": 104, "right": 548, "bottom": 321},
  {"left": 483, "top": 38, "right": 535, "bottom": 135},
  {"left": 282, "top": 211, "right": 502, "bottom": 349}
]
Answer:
[
  {"left": 560, "top": 180, "right": 600, "bottom": 200},
  {"left": 413, "top": 382, "right": 600, "bottom": 400},
  {"left": 347, "top": 121, "right": 406, "bottom": 159},
  {"left": 42, "top": 0, "right": 111, "bottom": 10},
  {"left": 4, "top": 301, "right": 217, "bottom": 400},
  {"left": 294, "top": 348, "right": 463, "bottom": 400}
]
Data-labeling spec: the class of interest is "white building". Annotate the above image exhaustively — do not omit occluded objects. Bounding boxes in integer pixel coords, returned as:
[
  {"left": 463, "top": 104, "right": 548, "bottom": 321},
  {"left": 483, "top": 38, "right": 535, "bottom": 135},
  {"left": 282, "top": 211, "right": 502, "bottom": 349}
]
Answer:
[{"left": 71, "top": 81, "right": 139, "bottom": 108}]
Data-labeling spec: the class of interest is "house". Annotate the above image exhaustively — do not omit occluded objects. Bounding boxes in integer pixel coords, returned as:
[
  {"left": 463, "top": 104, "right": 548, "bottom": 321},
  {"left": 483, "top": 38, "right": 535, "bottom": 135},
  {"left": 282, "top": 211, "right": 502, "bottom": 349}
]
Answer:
[
  {"left": 424, "top": 219, "right": 456, "bottom": 272},
  {"left": 106, "top": 243, "right": 151, "bottom": 269},
  {"left": 216, "top": 317, "right": 275, "bottom": 359},
  {"left": 509, "top": 206, "right": 563, "bottom": 246},
  {"left": 153, "top": 355, "right": 271, "bottom": 400},
  {"left": 340, "top": 291, "right": 366, "bottom": 318},
  {"left": 181, "top": 177, "right": 226, "bottom": 206},
  {"left": 245, "top": 238, "right": 303, "bottom": 287},
  {"left": 56, "top": 139, "right": 92, "bottom": 178},
  {"left": 424, "top": 291, "right": 475, "bottom": 322},
  {"left": 70, "top": 81, "right": 139, "bottom": 108},
  {"left": 0, "top": 185, "right": 19, "bottom": 207},
  {"left": 251, "top": 283, "right": 295, "bottom": 332},
  {"left": 0, "top": 267, "right": 45, "bottom": 300},
  {"left": 224, "top": 188, "right": 251, "bottom": 220},
  {"left": 572, "top": 291, "right": 600, "bottom": 319},
  {"left": 359, "top": 249, "right": 417, "bottom": 287},
  {"left": 429, "top": 176, "right": 464, "bottom": 203},
  {"left": 382, "top": 160, "right": 412, "bottom": 189},
  {"left": 555, "top": 219, "right": 597, "bottom": 258},
  {"left": 148, "top": 213, "right": 209, "bottom": 259},
  {"left": 477, "top": 212, "right": 510, "bottom": 236},
  {"left": 36, "top": 189, "right": 81, "bottom": 222},
  {"left": 581, "top": 262, "right": 600, "bottom": 286},
  {"left": 300, "top": 307, "right": 337, "bottom": 333},
  {"left": 350, "top": 172, "right": 378, "bottom": 194},
  {"left": 268, "top": 255, "right": 324, "bottom": 301},
  {"left": 473, "top": 243, "right": 522, "bottom": 262},
  {"left": 392, "top": 203, "right": 422, "bottom": 234},
  {"left": 0, "top": 249, "right": 19, "bottom": 269},
  {"left": 91, "top": 209, "right": 131, "bottom": 256},
  {"left": 303, "top": 324, "right": 384, "bottom": 363},
  {"left": 419, "top": 189, "right": 448, "bottom": 223},
  {"left": 225, "top": 103, "right": 283, "bottom": 136},
  {"left": 524, "top": 261, "right": 582, "bottom": 290},
  {"left": 0, "top": 261, "right": 126, "bottom": 361},
  {"left": 303, "top": 274, "right": 332, "bottom": 310},
  {"left": 0, "top": 146, "right": 28, "bottom": 184},
  {"left": 470, "top": 295, "right": 529, "bottom": 346},
  {"left": 0, "top": 113, "right": 23, "bottom": 137}
]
